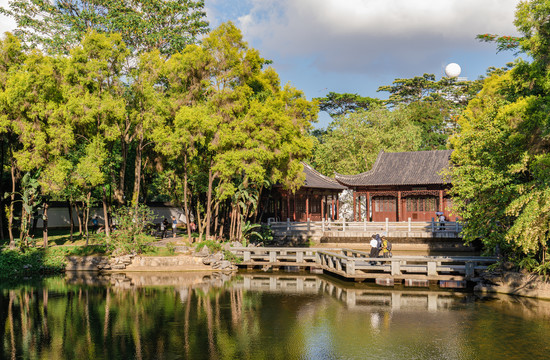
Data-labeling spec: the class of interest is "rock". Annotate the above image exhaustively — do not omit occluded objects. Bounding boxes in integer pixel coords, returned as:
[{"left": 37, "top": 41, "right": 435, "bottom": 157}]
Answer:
[
  {"left": 112, "top": 264, "right": 126, "bottom": 270},
  {"left": 217, "top": 260, "right": 232, "bottom": 270},
  {"left": 174, "top": 246, "right": 189, "bottom": 253},
  {"left": 195, "top": 246, "right": 210, "bottom": 257}
]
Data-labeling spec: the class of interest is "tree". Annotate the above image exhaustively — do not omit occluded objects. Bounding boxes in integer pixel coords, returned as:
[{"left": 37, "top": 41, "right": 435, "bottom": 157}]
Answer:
[
  {"left": 314, "top": 92, "right": 381, "bottom": 117},
  {"left": 450, "top": 0, "right": 550, "bottom": 272},
  {"left": 377, "top": 74, "right": 483, "bottom": 150},
  {"left": 313, "top": 106, "right": 422, "bottom": 176},
  {"left": 0, "top": 0, "right": 209, "bottom": 55}
]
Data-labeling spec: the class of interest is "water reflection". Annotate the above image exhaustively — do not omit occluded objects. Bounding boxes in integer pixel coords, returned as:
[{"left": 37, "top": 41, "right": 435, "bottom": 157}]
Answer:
[{"left": 1, "top": 272, "right": 550, "bottom": 359}]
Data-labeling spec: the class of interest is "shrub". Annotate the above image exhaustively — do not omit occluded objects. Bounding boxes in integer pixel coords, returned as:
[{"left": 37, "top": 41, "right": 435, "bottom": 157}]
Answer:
[{"left": 108, "top": 205, "right": 156, "bottom": 256}]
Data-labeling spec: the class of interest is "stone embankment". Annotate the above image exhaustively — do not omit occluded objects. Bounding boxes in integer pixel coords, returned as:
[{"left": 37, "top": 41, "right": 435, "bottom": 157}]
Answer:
[
  {"left": 65, "top": 244, "right": 238, "bottom": 272},
  {"left": 474, "top": 268, "right": 550, "bottom": 300}
]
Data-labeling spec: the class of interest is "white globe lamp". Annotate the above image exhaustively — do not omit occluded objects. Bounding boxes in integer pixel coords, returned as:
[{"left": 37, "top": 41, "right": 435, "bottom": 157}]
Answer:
[{"left": 445, "top": 63, "right": 461, "bottom": 78}]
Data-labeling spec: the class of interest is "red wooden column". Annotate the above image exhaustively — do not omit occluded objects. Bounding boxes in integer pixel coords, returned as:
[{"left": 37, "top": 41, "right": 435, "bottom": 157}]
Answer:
[
  {"left": 358, "top": 194, "right": 362, "bottom": 221},
  {"left": 397, "top": 191, "right": 401, "bottom": 222},
  {"left": 331, "top": 197, "right": 335, "bottom": 220},
  {"left": 321, "top": 196, "right": 325, "bottom": 221},
  {"left": 353, "top": 192, "right": 357, "bottom": 221},
  {"left": 286, "top": 192, "right": 290, "bottom": 220},
  {"left": 293, "top": 194, "right": 296, "bottom": 221},
  {"left": 306, "top": 193, "right": 310, "bottom": 220},
  {"left": 336, "top": 194, "right": 340, "bottom": 220},
  {"left": 439, "top": 190, "right": 444, "bottom": 214},
  {"left": 366, "top": 191, "right": 370, "bottom": 222}
]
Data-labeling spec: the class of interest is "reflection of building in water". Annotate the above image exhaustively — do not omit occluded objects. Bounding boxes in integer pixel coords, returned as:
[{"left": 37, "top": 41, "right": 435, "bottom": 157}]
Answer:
[
  {"left": 66, "top": 271, "right": 468, "bottom": 312},
  {"left": 234, "top": 273, "right": 468, "bottom": 312}
]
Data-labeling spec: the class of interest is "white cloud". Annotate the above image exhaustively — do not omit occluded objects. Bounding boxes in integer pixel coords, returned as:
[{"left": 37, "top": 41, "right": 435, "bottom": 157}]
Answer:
[
  {"left": 0, "top": 0, "right": 17, "bottom": 36},
  {"left": 236, "top": 0, "right": 521, "bottom": 75}
]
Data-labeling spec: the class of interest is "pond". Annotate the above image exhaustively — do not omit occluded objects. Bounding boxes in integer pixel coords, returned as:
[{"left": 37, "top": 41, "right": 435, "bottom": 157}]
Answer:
[{"left": 1, "top": 271, "right": 550, "bottom": 360}]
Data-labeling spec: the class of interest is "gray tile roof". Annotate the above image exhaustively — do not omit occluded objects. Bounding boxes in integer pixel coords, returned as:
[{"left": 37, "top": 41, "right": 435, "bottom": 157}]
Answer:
[
  {"left": 302, "top": 163, "right": 348, "bottom": 190},
  {"left": 335, "top": 150, "right": 453, "bottom": 187}
]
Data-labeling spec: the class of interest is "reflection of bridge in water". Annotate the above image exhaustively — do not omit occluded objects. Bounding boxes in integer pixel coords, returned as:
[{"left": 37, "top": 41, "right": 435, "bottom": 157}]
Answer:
[
  {"left": 233, "top": 274, "right": 468, "bottom": 311},
  {"left": 65, "top": 271, "right": 469, "bottom": 311}
]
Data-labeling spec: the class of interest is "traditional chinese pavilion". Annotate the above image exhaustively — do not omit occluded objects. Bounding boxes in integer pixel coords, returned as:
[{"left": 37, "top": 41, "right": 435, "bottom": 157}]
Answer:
[
  {"left": 261, "top": 163, "right": 347, "bottom": 222},
  {"left": 335, "top": 150, "right": 454, "bottom": 222}
]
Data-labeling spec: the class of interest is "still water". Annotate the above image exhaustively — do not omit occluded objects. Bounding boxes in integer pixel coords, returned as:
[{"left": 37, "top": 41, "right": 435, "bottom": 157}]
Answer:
[{"left": 1, "top": 271, "right": 550, "bottom": 360}]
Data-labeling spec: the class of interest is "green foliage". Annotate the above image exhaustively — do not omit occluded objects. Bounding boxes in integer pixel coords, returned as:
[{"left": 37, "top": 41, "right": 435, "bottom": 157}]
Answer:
[
  {"left": 1, "top": 0, "right": 209, "bottom": 55},
  {"left": 108, "top": 204, "right": 155, "bottom": 256},
  {"left": 195, "top": 240, "right": 222, "bottom": 253},
  {"left": 313, "top": 106, "right": 422, "bottom": 175},
  {"left": 450, "top": 0, "right": 550, "bottom": 271},
  {"left": 314, "top": 91, "right": 382, "bottom": 117},
  {"left": 0, "top": 245, "right": 105, "bottom": 279}
]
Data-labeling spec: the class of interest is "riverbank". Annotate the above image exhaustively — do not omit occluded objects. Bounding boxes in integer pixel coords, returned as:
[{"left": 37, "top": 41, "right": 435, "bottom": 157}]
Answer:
[{"left": 474, "top": 270, "right": 550, "bottom": 300}]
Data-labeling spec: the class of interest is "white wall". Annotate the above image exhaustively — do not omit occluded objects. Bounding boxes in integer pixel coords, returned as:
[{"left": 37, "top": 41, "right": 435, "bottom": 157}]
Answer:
[{"left": 34, "top": 206, "right": 188, "bottom": 228}]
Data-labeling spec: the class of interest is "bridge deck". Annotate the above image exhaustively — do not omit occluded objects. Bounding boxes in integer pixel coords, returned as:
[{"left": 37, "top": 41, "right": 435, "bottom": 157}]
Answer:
[{"left": 229, "top": 247, "right": 495, "bottom": 283}]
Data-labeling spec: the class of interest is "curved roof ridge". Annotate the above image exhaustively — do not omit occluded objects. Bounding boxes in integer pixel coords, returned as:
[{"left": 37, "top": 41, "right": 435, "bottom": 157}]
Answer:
[{"left": 334, "top": 149, "right": 453, "bottom": 187}]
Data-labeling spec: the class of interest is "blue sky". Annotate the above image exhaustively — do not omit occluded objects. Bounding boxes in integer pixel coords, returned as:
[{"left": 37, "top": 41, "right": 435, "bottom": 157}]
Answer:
[{"left": 0, "top": 0, "right": 522, "bottom": 128}]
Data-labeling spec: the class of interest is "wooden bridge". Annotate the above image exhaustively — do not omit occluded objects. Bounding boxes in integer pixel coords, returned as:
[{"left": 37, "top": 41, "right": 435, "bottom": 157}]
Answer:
[
  {"left": 233, "top": 273, "right": 470, "bottom": 310},
  {"left": 229, "top": 247, "right": 496, "bottom": 284}
]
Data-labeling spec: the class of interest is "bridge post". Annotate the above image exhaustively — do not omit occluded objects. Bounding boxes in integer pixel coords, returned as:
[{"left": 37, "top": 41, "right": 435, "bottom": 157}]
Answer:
[
  {"left": 427, "top": 261, "right": 437, "bottom": 276},
  {"left": 244, "top": 250, "right": 251, "bottom": 262},
  {"left": 307, "top": 218, "right": 310, "bottom": 232},
  {"left": 465, "top": 262, "right": 475, "bottom": 279},
  {"left": 296, "top": 250, "right": 304, "bottom": 263},
  {"left": 408, "top": 217, "right": 411, "bottom": 232},
  {"left": 431, "top": 218, "right": 435, "bottom": 233},
  {"left": 385, "top": 218, "right": 389, "bottom": 233},
  {"left": 287, "top": 218, "right": 290, "bottom": 231},
  {"left": 391, "top": 260, "right": 402, "bottom": 276},
  {"left": 269, "top": 251, "right": 277, "bottom": 263},
  {"left": 455, "top": 218, "right": 459, "bottom": 232},
  {"left": 343, "top": 217, "right": 346, "bottom": 231},
  {"left": 322, "top": 218, "right": 325, "bottom": 232},
  {"left": 346, "top": 259, "right": 356, "bottom": 276}
]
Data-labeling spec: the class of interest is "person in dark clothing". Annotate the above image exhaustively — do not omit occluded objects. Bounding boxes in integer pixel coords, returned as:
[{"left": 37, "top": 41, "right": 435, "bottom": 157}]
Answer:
[{"left": 161, "top": 218, "right": 169, "bottom": 238}]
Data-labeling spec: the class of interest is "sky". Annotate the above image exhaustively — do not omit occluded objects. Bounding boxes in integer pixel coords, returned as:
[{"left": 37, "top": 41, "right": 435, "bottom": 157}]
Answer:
[{"left": 0, "top": 0, "right": 523, "bottom": 128}]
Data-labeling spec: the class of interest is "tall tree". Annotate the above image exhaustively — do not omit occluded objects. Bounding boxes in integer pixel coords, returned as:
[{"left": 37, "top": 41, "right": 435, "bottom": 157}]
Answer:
[
  {"left": 314, "top": 92, "right": 381, "bottom": 117},
  {"left": 1, "top": 0, "right": 209, "bottom": 55},
  {"left": 450, "top": 0, "right": 550, "bottom": 272},
  {"left": 313, "top": 106, "right": 422, "bottom": 176},
  {"left": 377, "top": 74, "right": 483, "bottom": 150}
]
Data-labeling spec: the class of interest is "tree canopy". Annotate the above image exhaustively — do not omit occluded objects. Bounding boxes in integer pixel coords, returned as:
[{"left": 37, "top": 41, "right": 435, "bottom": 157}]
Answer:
[
  {"left": 0, "top": 0, "right": 209, "bottom": 54},
  {"left": 450, "top": 0, "right": 550, "bottom": 272},
  {"left": 312, "top": 106, "right": 422, "bottom": 176}
]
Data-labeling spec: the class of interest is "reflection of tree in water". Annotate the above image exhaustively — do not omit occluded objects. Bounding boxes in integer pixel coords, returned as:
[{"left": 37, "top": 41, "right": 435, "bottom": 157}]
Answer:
[
  {"left": 3, "top": 274, "right": 550, "bottom": 359},
  {"left": 0, "top": 275, "right": 274, "bottom": 359}
]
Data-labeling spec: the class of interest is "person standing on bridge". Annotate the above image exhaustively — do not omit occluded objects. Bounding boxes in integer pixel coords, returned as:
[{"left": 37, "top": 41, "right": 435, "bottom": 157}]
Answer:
[{"left": 370, "top": 235, "right": 381, "bottom": 265}]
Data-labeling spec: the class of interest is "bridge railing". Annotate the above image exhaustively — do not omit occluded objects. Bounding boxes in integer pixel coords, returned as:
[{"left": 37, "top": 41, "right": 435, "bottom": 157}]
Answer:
[
  {"left": 229, "top": 247, "right": 495, "bottom": 280},
  {"left": 268, "top": 218, "right": 463, "bottom": 234}
]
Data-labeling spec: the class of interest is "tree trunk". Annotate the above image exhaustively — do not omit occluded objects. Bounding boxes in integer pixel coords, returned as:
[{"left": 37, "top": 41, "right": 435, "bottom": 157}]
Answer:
[
  {"left": 183, "top": 154, "right": 192, "bottom": 241},
  {"left": 42, "top": 201, "right": 48, "bottom": 248},
  {"left": 85, "top": 191, "right": 91, "bottom": 246},
  {"left": 74, "top": 203, "right": 83, "bottom": 235},
  {"left": 114, "top": 141, "right": 127, "bottom": 205},
  {"left": 205, "top": 168, "right": 213, "bottom": 239},
  {"left": 213, "top": 201, "right": 219, "bottom": 240},
  {"left": 196, "top": 202, "right": 203, "bottom": 242},
  {"left": 131, "top": 134, "right": 143, "bottom": 208},
  {"left": 8, "top": 161, "right": 16, "bottom": 247},
  {"left": 67, "top": 200, "right": 74, "bottom": 242},
  {"left": 102, "top": 186, "right": 110, "bottom": 240}
]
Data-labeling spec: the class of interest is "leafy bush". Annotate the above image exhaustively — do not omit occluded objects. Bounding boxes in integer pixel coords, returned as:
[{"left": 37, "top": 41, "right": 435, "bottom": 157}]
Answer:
[
  {"left": 0, "top": 245, "right": 105, "bottom": 279},
  {"left": 108, "top": 205, "right": 156, "bottom": 256},
  {"left": 195, "top": 240, "right": 222, "bottom": 253}
]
